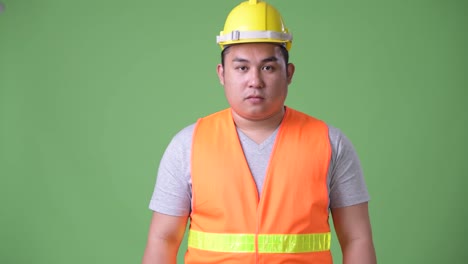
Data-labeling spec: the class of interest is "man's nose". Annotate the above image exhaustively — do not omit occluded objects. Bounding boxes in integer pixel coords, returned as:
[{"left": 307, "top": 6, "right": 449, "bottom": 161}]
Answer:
[{"left": 248, "top": 69, "right": 265, "bottom": 88}]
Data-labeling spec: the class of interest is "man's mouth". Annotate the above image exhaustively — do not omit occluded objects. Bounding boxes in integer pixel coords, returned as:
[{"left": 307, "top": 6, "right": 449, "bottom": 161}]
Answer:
[
  {"left": 246, "top": 95, "right": 264, "bottom": 103},
  {"left": 246, "top": 94, "right": 264, "bottom": 99}
]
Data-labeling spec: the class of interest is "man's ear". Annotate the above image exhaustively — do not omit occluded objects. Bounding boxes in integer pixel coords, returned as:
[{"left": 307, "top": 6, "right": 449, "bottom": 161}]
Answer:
[
  {"left": 287, "top": 63, "right": 295, "bottom": 84},
  {"left": 217, "top": 64, "right": 225, "bottom": 85}
]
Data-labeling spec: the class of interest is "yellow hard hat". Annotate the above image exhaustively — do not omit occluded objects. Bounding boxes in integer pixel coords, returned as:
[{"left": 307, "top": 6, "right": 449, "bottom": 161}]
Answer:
[{"left": 217, "top": 0, "right": 293, "bottom": 51}]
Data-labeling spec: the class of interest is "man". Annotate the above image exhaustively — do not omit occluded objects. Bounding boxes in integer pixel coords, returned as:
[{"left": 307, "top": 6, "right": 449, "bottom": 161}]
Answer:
[{"left": 142, "top": 0, "right": 376, "bottom": 263}]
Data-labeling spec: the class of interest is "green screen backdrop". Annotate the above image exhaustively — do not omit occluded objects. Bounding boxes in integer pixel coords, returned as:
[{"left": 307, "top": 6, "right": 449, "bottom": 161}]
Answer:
[{"left": 1, "top": 0, "right": 467, "bottom": 263}]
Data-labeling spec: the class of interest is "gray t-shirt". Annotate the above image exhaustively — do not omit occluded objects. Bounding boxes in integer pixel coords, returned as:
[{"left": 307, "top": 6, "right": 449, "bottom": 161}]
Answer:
[{"left": 149, "top": 123, "right": 370, "bottom": 216}]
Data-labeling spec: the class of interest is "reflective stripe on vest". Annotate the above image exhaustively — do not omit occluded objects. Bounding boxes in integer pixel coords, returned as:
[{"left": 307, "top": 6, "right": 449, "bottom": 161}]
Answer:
[{"left": 188, "top": 229, "right": 331, "bottom": 253}]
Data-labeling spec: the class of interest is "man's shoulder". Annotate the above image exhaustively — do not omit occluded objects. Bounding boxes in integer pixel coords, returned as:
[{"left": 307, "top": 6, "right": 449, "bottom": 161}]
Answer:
[
  {"left": 169, "top": 123, "right": 196, "bottom": 148},
  {"left": 284, "top": 107, "right": 349, "bottom": 149},
  {"left": 170, "top": 109, "right": 231, "bottom": 144}
]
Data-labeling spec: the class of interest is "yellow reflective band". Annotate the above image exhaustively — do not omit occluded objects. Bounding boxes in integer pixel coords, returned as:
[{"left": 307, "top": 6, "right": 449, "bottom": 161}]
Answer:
[
  {"left": 188, "top": 230, "right": 331, "bottom": 253},
  {"left": 258, "top": 233, "right": 331, "bottom": 253},
  {"left": 188, "top": 230, "right": 255, "bottom": 253}
]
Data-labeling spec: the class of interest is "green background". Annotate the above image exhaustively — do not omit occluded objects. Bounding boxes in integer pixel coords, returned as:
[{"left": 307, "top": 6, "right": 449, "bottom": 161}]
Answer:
[{"left": 1, "top": 0, "right": 467, "bottom": 263}]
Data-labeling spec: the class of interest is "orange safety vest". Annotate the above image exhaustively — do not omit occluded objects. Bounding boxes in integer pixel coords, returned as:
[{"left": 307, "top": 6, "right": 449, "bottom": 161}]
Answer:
[{"left": 186, "top": 107, "right": 332, "bottom": 264}]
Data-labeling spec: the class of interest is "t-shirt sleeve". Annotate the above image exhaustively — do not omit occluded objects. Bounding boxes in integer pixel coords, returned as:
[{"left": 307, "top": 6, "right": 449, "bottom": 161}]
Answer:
[
  {"left": 328, "top": 125, "right": 370, "bottom": 208},
  {"left": 148, "top": 124, "right": 195, "bottom": 216}
]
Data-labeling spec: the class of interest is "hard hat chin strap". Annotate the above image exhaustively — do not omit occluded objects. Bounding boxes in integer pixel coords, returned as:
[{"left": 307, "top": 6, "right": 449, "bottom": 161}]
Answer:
[{"left": 216, "top": 30, "right": 293, "bottom": 44}]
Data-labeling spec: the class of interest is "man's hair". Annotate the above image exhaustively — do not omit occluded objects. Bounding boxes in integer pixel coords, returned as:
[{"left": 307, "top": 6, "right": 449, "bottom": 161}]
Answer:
[{"left": 221, "top": 44, "right": 289, "bottom": 67}]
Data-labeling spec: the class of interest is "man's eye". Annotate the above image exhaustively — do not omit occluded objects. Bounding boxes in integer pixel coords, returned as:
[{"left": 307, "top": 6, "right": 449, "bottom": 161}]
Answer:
[
  {"left": 237, "top": 66, "right": 248, "bottom": 71},
  {"left": 262, "top": 66, "right": 274, "bottom": 71}
]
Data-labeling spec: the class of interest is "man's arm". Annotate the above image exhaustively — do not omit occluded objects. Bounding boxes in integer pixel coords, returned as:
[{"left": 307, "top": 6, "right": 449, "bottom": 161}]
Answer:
[
  {"left": 142, "top": 212, "right": 189, "bottom": 264},
  {"left": 331, "top": 202, "right": 376, "bottom": 264}
]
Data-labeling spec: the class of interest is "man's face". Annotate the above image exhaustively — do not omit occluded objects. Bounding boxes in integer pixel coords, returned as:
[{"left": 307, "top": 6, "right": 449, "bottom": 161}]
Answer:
[{"left": 217, "top": 43, "right": 295, "bottom": 121}]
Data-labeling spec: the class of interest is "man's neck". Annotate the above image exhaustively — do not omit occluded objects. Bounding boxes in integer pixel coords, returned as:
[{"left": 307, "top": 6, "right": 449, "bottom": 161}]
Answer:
[{"left": 231, "top": 107, "right": 285, "bottom": 144}]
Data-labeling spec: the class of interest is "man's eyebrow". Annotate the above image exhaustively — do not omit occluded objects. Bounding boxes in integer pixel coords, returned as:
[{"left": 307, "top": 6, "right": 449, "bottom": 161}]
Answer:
[
  {"left": 232, "top": 56, "right": 279, "bottom": 63},
  {"left": 232, "top": 57, "right": 249, "bottom": 63},
  {"left": 262, "top": 56, "right": 278, "bottom": 63}
]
